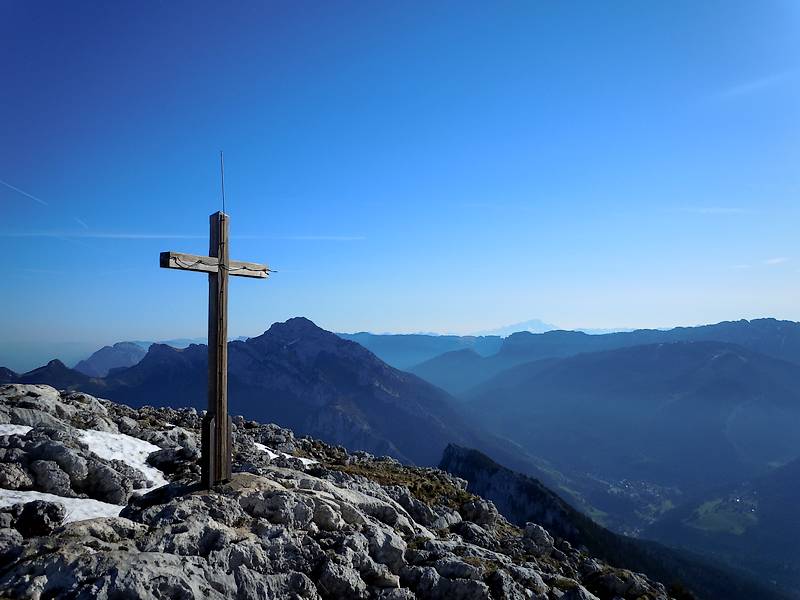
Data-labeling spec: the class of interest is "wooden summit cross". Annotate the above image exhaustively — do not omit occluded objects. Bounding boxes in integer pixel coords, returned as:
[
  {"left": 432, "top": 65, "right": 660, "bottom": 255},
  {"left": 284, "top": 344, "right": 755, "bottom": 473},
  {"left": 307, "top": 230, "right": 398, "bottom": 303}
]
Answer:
[{"left": 160, "top": 211, "right": 269, "bottom": 487}]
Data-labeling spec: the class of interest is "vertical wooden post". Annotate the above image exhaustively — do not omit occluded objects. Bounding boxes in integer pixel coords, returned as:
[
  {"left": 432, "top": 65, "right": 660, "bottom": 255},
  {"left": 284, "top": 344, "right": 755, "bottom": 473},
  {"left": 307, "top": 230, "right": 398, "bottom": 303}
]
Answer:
[
  {"left": 161, "top": 208, "right": 268, "bottom": 490},
  {"left": 201, "top": 211, "right": 232, "bottom": 487}
]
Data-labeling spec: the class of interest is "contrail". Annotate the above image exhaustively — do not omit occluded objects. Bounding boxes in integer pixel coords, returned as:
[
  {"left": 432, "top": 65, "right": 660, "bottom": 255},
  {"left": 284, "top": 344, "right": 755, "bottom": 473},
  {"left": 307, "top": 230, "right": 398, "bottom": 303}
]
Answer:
[
  {"left": 0, "top": 178, "right": 49, "bottom": 206},
  {"left": 0, "top": 231, "right": 366, "bottom": 241}
]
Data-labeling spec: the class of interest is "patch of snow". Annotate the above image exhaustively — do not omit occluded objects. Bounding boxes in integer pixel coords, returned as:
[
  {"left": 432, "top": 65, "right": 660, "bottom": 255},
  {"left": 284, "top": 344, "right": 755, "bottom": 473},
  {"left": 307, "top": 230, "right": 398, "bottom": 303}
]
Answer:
[
  {"left": 77, "top": 430, "right": 169, "bottom": 489},
  {"left": 254, "top": 443, "right": 278, "bottom": 460},
  {"left": 0, "top": 424, "right": 32, "bottom": 437},
  {"left": 254, "top": 443, "right": 317, "bottom": 467},
  {"left": 0, "top": 489, "right": 121, "bottom": 523}
]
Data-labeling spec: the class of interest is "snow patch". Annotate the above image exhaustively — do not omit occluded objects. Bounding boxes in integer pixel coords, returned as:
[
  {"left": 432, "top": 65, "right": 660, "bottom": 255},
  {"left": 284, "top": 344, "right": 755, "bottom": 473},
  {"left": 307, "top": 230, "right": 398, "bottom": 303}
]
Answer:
[
  {"left": 254, "top": 443, "right": 317, "bottom": 467},
  {"left": 294, "top": 455, "right": 318, "bottom": 467},
  {"left": 254, "top": 443, "right": 278, "bottom": 460},
  {"left": 77, "top": 430, "right": 169, "bottom": 489},
  {"left": 0, "top": 489, "right": 121, "bottom": 523},
  {"left": 0, "top": 424, "right": 32, "bottom": 437}
]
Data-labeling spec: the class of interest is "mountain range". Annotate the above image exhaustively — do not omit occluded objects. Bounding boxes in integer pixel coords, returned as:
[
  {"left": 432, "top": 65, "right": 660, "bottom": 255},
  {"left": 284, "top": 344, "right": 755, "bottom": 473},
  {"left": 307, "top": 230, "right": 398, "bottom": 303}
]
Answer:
[
  {"left": 0, "top": 319, "right": 569, "bottom": 496},
  {"left": 411, "top": 318, "right": 800, "bottom": 395},
  {"left": 337, "top": 332, "right": 503, "bottom": 370},
  {"left": 466, "top": 341, "right": 800, "bottom": 489},
  {"left": 471, "top": 318, "right": 558, "bottom": 337},
  {"left": 72, "top": 336, "right": 250, "bottom": 377}
]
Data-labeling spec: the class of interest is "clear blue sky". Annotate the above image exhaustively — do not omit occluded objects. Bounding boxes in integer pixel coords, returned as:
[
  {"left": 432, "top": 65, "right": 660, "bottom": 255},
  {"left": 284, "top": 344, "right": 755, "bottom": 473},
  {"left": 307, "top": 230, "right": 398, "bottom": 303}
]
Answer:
[{"left": 2, "top": 1, "right": 799, "bottom": 359}]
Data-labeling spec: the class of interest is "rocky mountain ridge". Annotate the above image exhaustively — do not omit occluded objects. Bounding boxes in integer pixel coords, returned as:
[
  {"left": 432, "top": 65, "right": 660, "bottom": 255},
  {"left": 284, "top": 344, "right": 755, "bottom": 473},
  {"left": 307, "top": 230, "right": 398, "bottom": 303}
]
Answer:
[
  {"left": 0, "top": 319, "right": 580, "bottom": 510},
  {"left": 464, "top": 340, "right": 800, "bottom": 519},
  {"left": 337, "top": 333, "right": 504, "bottom": 370},
  {"left": 412, "top": 318, "right": 800, "bottom": 394},
  {"left": 0, "top": 383, "right": 677, "bottom": 599}
]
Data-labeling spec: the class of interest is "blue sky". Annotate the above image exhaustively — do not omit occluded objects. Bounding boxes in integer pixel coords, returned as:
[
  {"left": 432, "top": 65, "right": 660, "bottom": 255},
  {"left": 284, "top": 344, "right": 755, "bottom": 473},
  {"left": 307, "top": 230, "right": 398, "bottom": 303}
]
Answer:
[{"left": 2, "top": 1, "right": 800, "bottom": 363}]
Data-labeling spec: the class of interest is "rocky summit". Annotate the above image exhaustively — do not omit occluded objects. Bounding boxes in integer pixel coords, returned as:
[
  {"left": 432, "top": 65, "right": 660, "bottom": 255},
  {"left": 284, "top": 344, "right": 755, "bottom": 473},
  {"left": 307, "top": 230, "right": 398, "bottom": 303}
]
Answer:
[{"left": 0, "top": 384, "right": 674, "bottom": 600}]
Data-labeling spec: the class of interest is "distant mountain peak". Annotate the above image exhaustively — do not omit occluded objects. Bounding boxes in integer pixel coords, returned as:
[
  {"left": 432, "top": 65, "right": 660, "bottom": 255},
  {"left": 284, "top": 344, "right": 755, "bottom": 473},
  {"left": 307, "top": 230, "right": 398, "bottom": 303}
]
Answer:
[
  {"left": 110, "top": 341, "right": 142, "bottom": 350},
  {"left": 0, "top": 366, "right": 18, "bottom": 384},
  {"left": 74, "top": 341, "right": 149, "bottom": 377},
  {"left": 474, "top": 319, "right": 558, "bottom": 337},
  {"left": 266, "top": 316, "right": 324, "bottom": 335},
  {"left": 145, "top": 342, "right": 184, "bottom": 355},
  {"left": 254, "top": 317, "right": 340, "bottom": 348}
]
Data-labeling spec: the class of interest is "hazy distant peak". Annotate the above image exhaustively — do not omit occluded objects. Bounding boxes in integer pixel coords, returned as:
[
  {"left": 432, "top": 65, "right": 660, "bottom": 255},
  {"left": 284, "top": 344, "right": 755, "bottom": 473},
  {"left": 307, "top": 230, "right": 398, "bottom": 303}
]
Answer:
[
  {"left": 474, "top": 319, "right": 558, "bottom": 337},
  {"left": 74, "top": 341, "right": 149, "bottom": 377}
]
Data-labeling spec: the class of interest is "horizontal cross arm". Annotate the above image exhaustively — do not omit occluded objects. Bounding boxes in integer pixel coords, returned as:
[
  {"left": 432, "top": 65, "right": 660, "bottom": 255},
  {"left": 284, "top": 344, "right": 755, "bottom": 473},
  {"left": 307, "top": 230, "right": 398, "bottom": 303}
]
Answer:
[
  {"left": 226, "top": 260, "right": 270, "bottom": 278},
  {"left": 160, "top": 251, "right": 218, "bottom": 274},
  {"left": 160, "top": 251, "right": 269, "bottom": 278}
]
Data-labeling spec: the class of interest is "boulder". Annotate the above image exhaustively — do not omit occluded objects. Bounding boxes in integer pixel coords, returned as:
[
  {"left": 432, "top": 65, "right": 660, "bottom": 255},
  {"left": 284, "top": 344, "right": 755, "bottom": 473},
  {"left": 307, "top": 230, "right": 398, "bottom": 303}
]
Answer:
[
  {"left": 0, "top": 462, "right": 33, "bottom": 489},
  {"left": 14, "top": 500, "right": 66, "bottom": 537},
  {"left": 430, "top": 506, "right": 462, "bottom": 530},
  {"left": 460, "top": 498, "right": 498, "bottom": 526},
  {"left": 364, "top": 524, "right": 407, "bottom": 572},
  {"left": 240, "top": 491, "right": 314, "bottom": 528},
  {"left": 318, "top": 560, "right": 368, "bottom": 599},
  {"left": 84, "top": 460, "right": 135, "bottom": 504},
  {"left": 138, "top": 515, "right": 241, "bottom": 557},
  {"left": 508, "top": 564, "right": 549, "bottom": 595},
  {"left": 312, "top": 499, "right": 344, "bottom": 531},
  {"left": 29, "top": 459, "right": 74, "bottom": 496},
  {"left": 523, "top": 522, "right": 554, "bottom": 556},
  {"left": 450, "top": 521, "right": 498, "bottom": 550},
  {"left": 0, "top": 527, "right": 23, "bottom": 563},
  {"left": 432, "top": 556, "right": 483, "bottom": 580}
]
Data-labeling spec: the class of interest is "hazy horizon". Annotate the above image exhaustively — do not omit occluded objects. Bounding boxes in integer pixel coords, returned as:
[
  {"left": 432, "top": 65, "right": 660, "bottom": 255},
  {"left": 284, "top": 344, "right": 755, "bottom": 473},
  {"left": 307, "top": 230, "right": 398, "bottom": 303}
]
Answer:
[{"left": 0, "top": 313, "right": 790, "bottom": 373}]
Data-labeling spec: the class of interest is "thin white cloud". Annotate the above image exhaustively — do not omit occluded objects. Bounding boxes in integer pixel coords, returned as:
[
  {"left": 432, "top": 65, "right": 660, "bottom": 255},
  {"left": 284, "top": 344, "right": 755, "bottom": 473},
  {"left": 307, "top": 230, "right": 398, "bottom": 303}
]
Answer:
[
  {"left": 74, "top": 217, "right": 89, "bottom": 229},
  {"left": 717, "top": 70, "right": 797, "bottom": 99},
  {"left": 0, "top": 232, "right": 206, "bottom": 239},
  {"left": 0, "top": 178, "right": 49, "bottom": 206},
  {"left": 16, "top": 266, "right": 142, "bottom": 275},
  {"left": 763, "top": 257, "right": 789, "bottom": 265},
  {"left": 0, "top": 231, "right": 364, "bottom": 241}
]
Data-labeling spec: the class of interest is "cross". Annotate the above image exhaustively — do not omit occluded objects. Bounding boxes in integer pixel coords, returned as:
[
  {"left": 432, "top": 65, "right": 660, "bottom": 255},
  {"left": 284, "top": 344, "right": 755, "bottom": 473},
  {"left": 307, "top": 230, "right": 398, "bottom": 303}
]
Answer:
[{"left": 160, "top": 211, "right": 269, "bottom": 488}]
